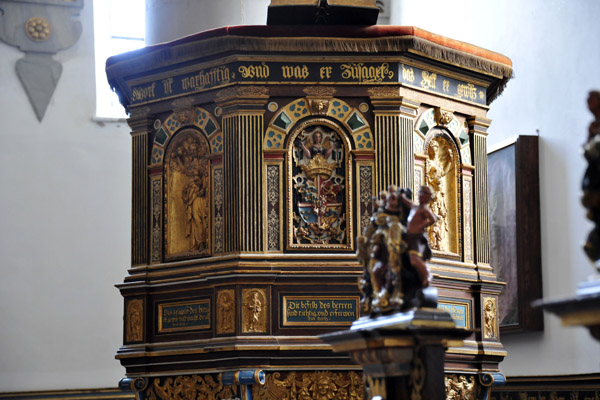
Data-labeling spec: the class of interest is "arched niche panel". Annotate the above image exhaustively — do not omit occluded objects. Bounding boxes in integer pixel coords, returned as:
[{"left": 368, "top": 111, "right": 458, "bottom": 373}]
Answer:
[
  {"left": 424, "top": 129, "right": 462, "bottom": 259},
  {"left": 414, "top": 108, "right": 470, "bottom": 165},
  {"left": 263, "top": 97, "right": 373, "bottom": 152},
  {"left": 287, "top": 118, "right": 353, "bottom": 250},
  {"left": 148, "top": 107, "right": 221, "bottom": 264},
  {"left": 150, "top": 107, "right": 222, "bottom": 167},
  {"left": 163, "top": 129, "right": 212, "bottom": 260},
  {"left": 263, "top": 97, "right": 374, "bottom": 253}
]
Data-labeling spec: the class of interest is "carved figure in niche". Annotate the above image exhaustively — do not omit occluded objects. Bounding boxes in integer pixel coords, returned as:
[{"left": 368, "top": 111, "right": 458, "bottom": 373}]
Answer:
[
  {"left": 484, "top": 298, "right": 497, "bottom": 338},
  {"left": 292, "top": 125, "right": 346, "bottom": 246},
  {"left": 126, "top": 299, "right": 143, "bottom": 342},
  {"left": 357, "top": 185, "right": 438, "bottom": 315},
  {"left": 400, "top": 186, "right": 437, "bottom": 287},
  {"left": 165, "top": 130, "right": 211, "bottom": 258},
  {"left": 426, "top": 138, "right": 454, "bottom": 252},
  {"left": 243, "top": 289, "right": 266, "bottom": 333},
  {"left": 217, "top": 291, "right": 234, "bottom": 333}
]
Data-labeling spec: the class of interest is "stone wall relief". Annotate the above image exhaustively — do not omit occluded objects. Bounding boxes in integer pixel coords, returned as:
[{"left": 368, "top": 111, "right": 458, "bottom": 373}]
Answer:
[
  {"left": 0, "top": 0, "right": 83, "bottom": 121},
  {"left": 164, "top": 129, "right": 211, "bottom": 259}
]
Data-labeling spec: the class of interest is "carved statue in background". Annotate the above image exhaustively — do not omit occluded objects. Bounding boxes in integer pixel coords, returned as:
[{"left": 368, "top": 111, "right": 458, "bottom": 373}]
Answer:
[
  {"left": 357, "top": 185, "right": 438, "bottom": 314},
  {"left": 426, "top": 139, "right": 454, "bottom": 252},
  {"left": 165, "top": 130, "right": 211, "bottom": 258},
  {"left": 583, "top": 90, "right": 600, "bottom": 271}
]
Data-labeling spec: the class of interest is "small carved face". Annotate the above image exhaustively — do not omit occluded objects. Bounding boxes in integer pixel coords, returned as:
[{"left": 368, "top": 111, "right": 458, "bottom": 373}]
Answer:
[
  {"left": 317, "top": 377, "right": 330, "bottom": 394},
  {"left": 313, "top": 131, "right": 322, "bottom": 144}
]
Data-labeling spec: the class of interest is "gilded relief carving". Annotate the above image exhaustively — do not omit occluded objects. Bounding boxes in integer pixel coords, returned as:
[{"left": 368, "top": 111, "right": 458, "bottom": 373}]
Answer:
[
  {"left": 126, "top": 299, "right": 143, "bottom": 342},
  {"left": 267, "top": 165, "right": 281, "bottom": 251},
  {"left": 165, "top": 130, "right": 211, "bottom": 259},
  {"left": 216, "top": 289, "right": 235, "bottom": 334},
  {"left": 253, "top": 371, "right": 364, "bottom": 400},
  {"left": 291, "top": 124, "right": 347, "bottom": 247},
  {"left": 303, "top": 86, "right": 336, "bottom": 98},
  {"left": 213, "top": 168, "right": 224, "bottom": 254},
  {"left": 242, "top": 289, "right": 267, "bottom": 333},
  {"left": 434, "top": 107, "right": 453, "bottom": 126},
  {"left": 145, "top": 375, "right": 237, "bottom": 400},
  {"left": 483, "top": 297, "right": 498, "bottom": 339},
  {"left": 463, "top": 178, "right": 473, "bottom": 262},
  {"left": 308, "top": 99, "right": 330, "bottom": 115},
  {"left": 426, "top": 134, "right": 458, "bottom": 254},
  {"left": 359, "top": 166, "right": 373, "bottom": 233},
  {"left": 445, "top": 375, "right": 476, "bottom": 400},
  {"left": 151, "top": 177, "right": 163, "bottom": 263}
]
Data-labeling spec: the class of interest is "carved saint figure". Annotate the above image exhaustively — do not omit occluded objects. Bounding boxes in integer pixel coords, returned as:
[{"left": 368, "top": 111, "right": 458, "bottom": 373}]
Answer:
[
  {"left": 247, "top": 291, "right": 263, "bottom": 332},
  {"left": 126, "top": 299, "right": 143, "bottom": 342},
  {"left": 165, "top": 131, "right": 210, "bottom": 257},
  {"left": 484, "top": 298, "right": 497, "bottom": 338},
  {"left": 218, "top": 291, "right": 234, "bottom": 333},
  {"left": 400, "top": 186, "right": 438, "bottom": 287},
  {"left": 426, "top": 139, "right": 454, "bottom": 251}
]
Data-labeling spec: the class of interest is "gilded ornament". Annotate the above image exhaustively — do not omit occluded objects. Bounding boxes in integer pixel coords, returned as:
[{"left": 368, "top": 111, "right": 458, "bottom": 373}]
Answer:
[
  {"left": 252, "top": 371, "right": 364, "bottom": 400},
  {"left": 267, "top": 165, "right": 280, "bottom": 251},
  {"left": 425, "top": 136, "right": 457, "bottom": 253},
  {"left": 291, "top": 124, "right": 347, "bottom": 247},
  {"left": 367, "top": 86, "right": 398, "bottom": 98},
  {"left": 126, "top": 299, "right": 143, "bottom": 342},
  {"left": 434, "top": 107, "right": 454, "bottom": 126},
  {"left": 445, "top": 374, "right": 476, "bottom": 400},
  {"left": 25, "top": 17, "right": 51, "bottom": 41},
  {"left": 359, "top": 102, "right": 369, "bottom": 113},
  {"left": 145, "top": 374, "right": 237, "bottom": 400},
  {"left": 463, "top": 179, "right": 473, "bottom": 261},
  {"left": 165, "top": 130, "right": 211, "bottom": 259},
  {"left": 213, "top": 168, "right": 224, "bottom": 254},
  {"left": 217, "top": 289, "right": 235, "bottom": 334},
  {"left": 151, "top": 178, "right": 163, "bottom": 263},
  {"left": 483, "top": 297, "right": 497, "bottom": 339},
  {"left": 242, "top": 289, "right": 267, "bottom": 333},
  {"left": 171, "top": 97, "right": 195, "bottom": 110},
  {"left": 359, "top": 166, "right": 373, "bottom": 233},
  {"left": 308, "top": 99, "right": 330, "bottom": 115},
  {"left": 303, "top": 86, "right": 336, "bottom": 98},
  {"left": 267, "top": 101, "right": 279, "bottom": 112},
  {"left": 153, "top": 119, "right": 162, "bottom": 130}
]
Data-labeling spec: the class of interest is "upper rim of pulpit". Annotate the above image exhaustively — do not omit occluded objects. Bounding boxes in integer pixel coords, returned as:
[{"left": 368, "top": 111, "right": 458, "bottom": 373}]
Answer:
[{"left": 106, "top": 24, "right": 513, "bottom": 110}]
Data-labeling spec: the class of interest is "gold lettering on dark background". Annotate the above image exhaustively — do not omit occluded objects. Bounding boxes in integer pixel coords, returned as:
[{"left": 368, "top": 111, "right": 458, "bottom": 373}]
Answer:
[
  {"left": 340, "top": 62, "right": 394, "bottom": 83},
  {"left": 238, "top": 62, "right": 270, "bottom": 79},
  {"left": 180, "top": 66, "right": 232, "bottom": 91},
  {"left": 281, "top": 64, "right": 309, "bottom": 79},
  {"left": 158, "top": 300, "right": 210, "bottom": 332},
  {"left": 132, "top": 82, "right": 156, "bottom": 102},
  {"left": 283, "top": 296, "right": 359, "bottom": 326}
]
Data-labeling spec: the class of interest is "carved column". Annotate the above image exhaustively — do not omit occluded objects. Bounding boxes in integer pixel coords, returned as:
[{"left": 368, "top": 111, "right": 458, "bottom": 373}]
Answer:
[
  {"left": 218, "top": 87, "right": 269, "bottom": 254},
  {"left": 468, "top": 116, "right": 492, "bottom": 271},
  {"left": 370, "top": 91, "right": 420, "bottom": 192},
  {"left": 128, "top": 107, "right": 153, "bottom": 266}
]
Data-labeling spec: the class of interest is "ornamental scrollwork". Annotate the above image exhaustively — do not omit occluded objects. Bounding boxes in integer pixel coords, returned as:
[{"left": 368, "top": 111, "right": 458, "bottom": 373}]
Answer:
[
  {"left": 145, "top": 375, "right": 237, "bottom": 400},
  {"left": 252, "top": 371, "right": 364, "bottom": 400}
]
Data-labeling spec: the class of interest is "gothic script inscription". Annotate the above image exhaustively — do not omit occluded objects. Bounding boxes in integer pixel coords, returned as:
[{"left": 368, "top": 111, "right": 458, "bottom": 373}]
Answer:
[
  {"left": 282, "top": 296, "right": 359, "bottom": 326},
  {"left": 158, "top": 299, "right": 210, "bottom": 333}
]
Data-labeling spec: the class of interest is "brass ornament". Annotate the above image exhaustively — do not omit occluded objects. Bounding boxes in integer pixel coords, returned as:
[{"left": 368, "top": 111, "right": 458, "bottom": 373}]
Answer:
[
  {"left": 445, "top": 374, "right": 476, "bottom": 400},
  {"left": 358, "top": 102, "right": 369, "bottom": 113},
  {"left": 483, "top": 297, "right": 498, "bottom": 339},
  {"left": 145, "top": 375, "right": 237, "bottom": 400},
  {"left": 242, "top": 288, "right": 267, "bottom": 333},
  {"left": 126, "top": 299, "right": 143, "bottom": 342},
  {"left": 216, "top": 289, "right": 235, "bottom": 334},
  {"left": 164, "top": 130, "right": 211, "bottom": 259},
  {"left": 25, "top": 17, "right": 51, "bottom": 41},
  {"left": 252, "top": 370, "right": 364, "bottom": 400}
]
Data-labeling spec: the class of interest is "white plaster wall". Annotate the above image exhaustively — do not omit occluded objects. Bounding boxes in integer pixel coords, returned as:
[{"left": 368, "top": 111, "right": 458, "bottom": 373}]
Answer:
[
  {"left": 146, "top": 0, "right": 270, "bottom": 45},
  {"left": 391, "top": 0, "right": 600, "bottom": 375},
  {"left": 0, "top": 1, "right": 130, "bottom": 391}
]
